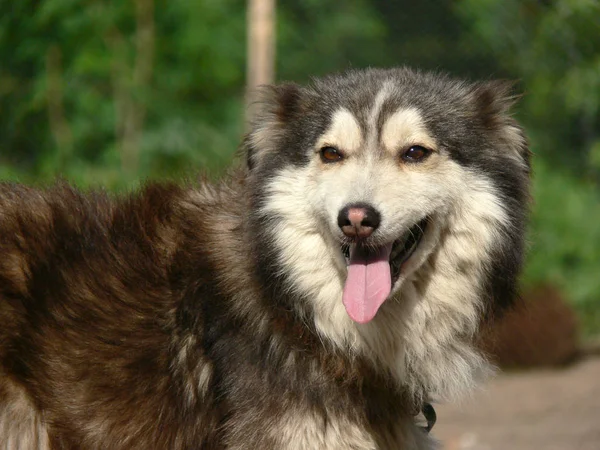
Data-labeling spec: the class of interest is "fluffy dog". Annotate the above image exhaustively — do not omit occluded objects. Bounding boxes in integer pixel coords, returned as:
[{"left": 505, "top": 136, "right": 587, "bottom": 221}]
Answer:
[{"left": 0, "top": 68, "right": 530, "bottom": 449}]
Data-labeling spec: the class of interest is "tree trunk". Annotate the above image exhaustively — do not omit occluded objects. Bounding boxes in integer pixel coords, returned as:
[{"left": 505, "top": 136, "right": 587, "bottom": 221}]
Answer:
[{"left": 246, "top": 0, "right": 276, "bottom": 122}]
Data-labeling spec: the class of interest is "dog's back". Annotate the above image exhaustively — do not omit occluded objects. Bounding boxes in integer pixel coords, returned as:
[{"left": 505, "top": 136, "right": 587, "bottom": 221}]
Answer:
[{"left": 0, "top": 182, "right": 222, "bottom": 448}]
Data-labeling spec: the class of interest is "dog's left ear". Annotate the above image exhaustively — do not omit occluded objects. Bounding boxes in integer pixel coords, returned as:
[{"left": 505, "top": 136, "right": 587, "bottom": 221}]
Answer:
[
  {"left": 244, "top": 83, "right": 305, "bottom": 171},
  {"left": 471, "top": 80, "right": 531, "bottom": 170}
]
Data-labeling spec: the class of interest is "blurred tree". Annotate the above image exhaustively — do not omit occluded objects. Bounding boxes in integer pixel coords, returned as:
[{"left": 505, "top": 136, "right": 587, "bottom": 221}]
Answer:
[
  {"left": 0, "top": 0, "right": 248, "bottom": 183},
  {"left": 456, "top": 0, "right": 600, "bottom": 335},
  {"left": 246, "top": 0, "right": 276, "bottom": 124},
  {"left": 276, "top": 0, "right": 387, "bottom": 80},
  {"left": 247, "top": 0, "right": 275, "bottom": 90},
  {"left": 456, "top": 0, "right": 600, "bottom": 175}
]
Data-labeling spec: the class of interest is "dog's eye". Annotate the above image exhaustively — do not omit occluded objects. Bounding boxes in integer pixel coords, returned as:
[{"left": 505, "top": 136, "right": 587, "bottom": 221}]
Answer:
[
  {"left": 401, "top": 145, "right": 431, "bottom": 163},
  {"left": 320, "top": 146, "right": 344, "bottom": 163}
]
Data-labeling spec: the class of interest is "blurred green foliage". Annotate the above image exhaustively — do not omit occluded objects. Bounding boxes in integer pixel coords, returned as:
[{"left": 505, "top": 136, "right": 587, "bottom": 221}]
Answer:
[
  {"left": 457, "top": 0, "right": 600, "bottom": 335},
  {"left": 525, "top": 159, "right": 600, "bottom": 336},
  {"left": 1, "top": 0, "right": 599, "bottom": 334}
]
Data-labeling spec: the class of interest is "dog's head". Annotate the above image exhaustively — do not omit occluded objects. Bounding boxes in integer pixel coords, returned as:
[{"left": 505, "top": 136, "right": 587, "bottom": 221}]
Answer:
[{"left": 244, "top": 68, "right": 530, "bottom": 398}]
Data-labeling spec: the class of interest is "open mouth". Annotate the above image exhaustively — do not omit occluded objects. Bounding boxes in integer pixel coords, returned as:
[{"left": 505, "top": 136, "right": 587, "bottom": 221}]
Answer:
[
  {"left": 341, "top": 218, "right": 429, "bottom": 324},
  {"left": 389, "top": 217, "right": 428, "bottom": 283},
  {"left": 342, "top": 217, "right": 428, "bottom": 280}
]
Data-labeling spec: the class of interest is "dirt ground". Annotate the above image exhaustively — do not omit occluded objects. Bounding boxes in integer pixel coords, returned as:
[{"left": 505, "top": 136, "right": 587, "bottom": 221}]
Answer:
[{"left": 432, "top": 356, "right": 600, "bottom": 450}]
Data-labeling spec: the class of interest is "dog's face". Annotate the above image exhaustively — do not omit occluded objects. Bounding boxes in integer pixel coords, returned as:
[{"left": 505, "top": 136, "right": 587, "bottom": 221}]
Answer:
[
  {"left": 247, "top": 68, "right": 529, "bottom": 319},
  {"left": 246, "top": 69, "right": 529, "bottom": 392},
  {"left": 295, "top": 104, "right": 463, "bottom": 324}
]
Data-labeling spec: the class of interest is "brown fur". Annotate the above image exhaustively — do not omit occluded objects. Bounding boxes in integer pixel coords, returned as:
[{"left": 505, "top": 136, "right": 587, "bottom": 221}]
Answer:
[
  {"left": 0, "top": 67, "right": 532, "bottom": 449},
  {"left": 0, "top": 177, "right": 420, "bottom": 449}
]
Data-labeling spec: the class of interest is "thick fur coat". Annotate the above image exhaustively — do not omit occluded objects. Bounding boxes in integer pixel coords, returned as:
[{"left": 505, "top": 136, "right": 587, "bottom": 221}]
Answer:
[{"left": 0, "top": 68, "right": 530, "bottom": 449}]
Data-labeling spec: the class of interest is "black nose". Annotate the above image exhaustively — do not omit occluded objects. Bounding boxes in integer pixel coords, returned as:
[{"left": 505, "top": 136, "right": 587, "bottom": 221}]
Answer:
[{"left": 337, "top": 203, "right": 381, "bottom": 239}]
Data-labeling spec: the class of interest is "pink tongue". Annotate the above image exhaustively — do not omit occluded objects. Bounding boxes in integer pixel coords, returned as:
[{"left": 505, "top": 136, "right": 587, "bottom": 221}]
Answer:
[{"left": 342, "top": 244, "right": 393, "bottom": 323}]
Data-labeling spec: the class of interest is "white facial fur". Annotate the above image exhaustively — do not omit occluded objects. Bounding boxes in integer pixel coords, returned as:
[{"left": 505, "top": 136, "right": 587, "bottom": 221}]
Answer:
[{"left": 259, "top": 87, "right": 511, "bottom": 402}]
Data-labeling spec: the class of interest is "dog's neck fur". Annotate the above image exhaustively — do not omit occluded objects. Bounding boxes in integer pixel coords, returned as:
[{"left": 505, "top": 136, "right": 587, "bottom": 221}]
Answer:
[{"left": 251, "top": 168, "right": 505, "bottom": 405}]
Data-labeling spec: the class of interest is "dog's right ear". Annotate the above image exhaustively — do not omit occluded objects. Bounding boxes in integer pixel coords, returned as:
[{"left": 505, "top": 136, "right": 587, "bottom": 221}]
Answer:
[{"left": 244, "top": 83, "right": 304, "bottom": 171}]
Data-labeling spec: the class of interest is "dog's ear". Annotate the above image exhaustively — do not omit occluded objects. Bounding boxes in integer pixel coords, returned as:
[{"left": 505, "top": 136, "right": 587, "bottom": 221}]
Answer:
[
  {"left": 244, "top": 83, "right": 304, "bottom": 171},
  {"left": 471, "top": 80, "right": 531, "bottom": 171}
]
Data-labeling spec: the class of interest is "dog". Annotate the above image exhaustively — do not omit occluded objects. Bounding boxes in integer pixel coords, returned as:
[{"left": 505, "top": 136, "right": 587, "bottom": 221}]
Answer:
[{"left": 0, "top": 67, "right": 530, "bottom": 449}]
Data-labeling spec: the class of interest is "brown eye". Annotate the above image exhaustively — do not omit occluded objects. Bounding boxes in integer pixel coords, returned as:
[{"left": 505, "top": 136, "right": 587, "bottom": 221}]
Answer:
[
  {"left": 320, "top": 146, "right": 344, "bottom": 163},
  {"left": 401, "top": 145, "right": 431, "bottom": 163}
]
